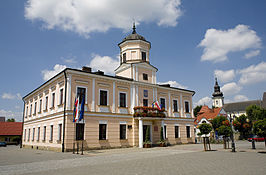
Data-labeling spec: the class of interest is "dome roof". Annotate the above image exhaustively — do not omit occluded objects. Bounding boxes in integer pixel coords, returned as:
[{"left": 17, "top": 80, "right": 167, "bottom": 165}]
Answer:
[{"left": 119, "top": 23, "right": 149, "bottom": 45}]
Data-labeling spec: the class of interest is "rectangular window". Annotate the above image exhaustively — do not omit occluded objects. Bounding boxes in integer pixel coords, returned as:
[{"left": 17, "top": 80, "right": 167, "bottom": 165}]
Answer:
[
  {"left": 50, "top": 125, "right": 53, "bottom": 141},
  {"left": 59, "top": 89, "right": 64, "bottom": 105},
  {"left": 24, "top": 129, "right": 26, "bottom": 141},
  {"left": 32, "top": 128, "right": 35, "bottom": 141},
  {"left": 39, "top": 99, "right": 42, "bottom": 112},
  {"left": 173, "top": 100, "right": 178, "bottom": 112},
  {"left": 99, "top": 124, "right": 107, "bottom": 140},
  {"left": 100, "top": 90, "right": 108, "bottom": 106},
  {"left": 143, "top": 73, "right": 148, "bottom": 80},
  {"left": 58, "top": 124, "right": 62, "bottom": 141},
  {"left": 45, "top": 96, "right": 48, "bottom": 110},
  {"left": 25, "top": 106, "right": 28, "bottom": 118},
  {"left": 160, "top": 98, "right": 166, "bottom": 109},
  {"left": 34, "top": 102, "right": 37, "bottom": 114},
  {"left": 141, "top": 52, "right": 146, "bottom": 61},
  {"left": 51, "top": 93, "right": 55, "bottom": 108},
  {"left": 76, "top": 123, "right": 84, "bottom": 140},
  {"left": 164, "top": 125, "right": 167, "bottom": 139},
  {"left": 77, "top": 87, "right": 86, "bottom": 103},
  {"left": 119, "top": 92, "right": 126, "bottom": 107},
  {"left": 43, "top": 126, "right": 46, "bottom": 141},
  {"left": 185, "top": 101, "right": 190, "bottom": 113},
  {"left": 30, "top": 104, "right": 32, "bottom": 116},
  {"left": 120, "top": 124, "right": 126, "bottom": 139},
  {"left": 175, "top": 126, "right": 179, "bottom": 138},
  {"left": 186, "top": 126, "right": 191, "bottom": 138},
  {"left": 143, "top": 90, "right": 148, "bottom": 97},
  {"left": 28, "top": 129, "right": 30, "bottom": 141},
  {"left": 37, "top": 127, "right": 40, "bottom": 141},
  {"left": 143, "top": 99, "right": 148, "bottom": 107},
  {"left": 123, "top": 53, "right": 126, "bottom": 63}
]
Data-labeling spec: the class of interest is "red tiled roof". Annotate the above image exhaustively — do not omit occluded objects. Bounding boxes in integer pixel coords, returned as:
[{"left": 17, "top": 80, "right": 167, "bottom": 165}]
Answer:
[
  {"left": 0, "top": 122, "right": 23, "bottom": 136},
  {"left": 194, "top": 106, "right": 226, "bottom": 125}
]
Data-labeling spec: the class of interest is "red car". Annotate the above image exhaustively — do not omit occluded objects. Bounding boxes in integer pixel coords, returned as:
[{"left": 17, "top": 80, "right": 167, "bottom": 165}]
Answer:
[{"left": 248, "top": 136, "right": 265, "bottom": 142}]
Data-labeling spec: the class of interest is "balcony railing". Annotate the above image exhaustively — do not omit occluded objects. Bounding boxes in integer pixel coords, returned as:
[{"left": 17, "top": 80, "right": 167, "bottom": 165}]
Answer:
[{"left": 133, "top": 106, "right": 166, "bottom": 118}]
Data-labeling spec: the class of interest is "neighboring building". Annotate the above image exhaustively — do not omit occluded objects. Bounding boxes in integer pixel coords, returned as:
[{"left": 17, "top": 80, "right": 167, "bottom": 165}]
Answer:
[
  {"left": 22, "top": 25, "right": 196, "bottom": 152},
  {"left": 224, "top": 92, "right": 266, "bottom": 118},
  {"left": 0, "top": 122, "right": 23, "bottom": 144},
  {"left": 194, "top": 78, "right": 226, "bottom": 138},
  {"left": 0, "top": 117, "right": 5, "bottom": 122},
  {"left": 194, "top": 106, "right": 227, "bottom": 137}
]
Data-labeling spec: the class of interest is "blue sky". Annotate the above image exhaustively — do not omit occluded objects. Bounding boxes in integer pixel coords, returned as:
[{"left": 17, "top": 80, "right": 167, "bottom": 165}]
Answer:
[{"left": 1, "top": 0, "right": 266, "bottom": 121}]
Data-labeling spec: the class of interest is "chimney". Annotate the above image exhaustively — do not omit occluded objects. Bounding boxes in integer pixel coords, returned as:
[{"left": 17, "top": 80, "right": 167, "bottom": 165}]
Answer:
[
  {"left": 82, "top": 66, "right": 92, "bottom": 73},
  {"left": 96, "top": 70, "right": 104, "bottom": 75}
]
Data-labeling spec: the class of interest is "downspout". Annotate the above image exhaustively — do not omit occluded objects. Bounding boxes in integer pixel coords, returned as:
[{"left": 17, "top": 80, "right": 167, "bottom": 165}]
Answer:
[
  {"left": 62, "top": 70, "right": 67, "bottom": 152},
  {"left": 20, "top": 99, "right": 25, "bottom": 148}
]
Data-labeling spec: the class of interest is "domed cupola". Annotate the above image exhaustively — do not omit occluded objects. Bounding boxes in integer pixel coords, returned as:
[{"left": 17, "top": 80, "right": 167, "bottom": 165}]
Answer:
[{"left": 118, "top": 23, "right": 151, "bottom": 64}]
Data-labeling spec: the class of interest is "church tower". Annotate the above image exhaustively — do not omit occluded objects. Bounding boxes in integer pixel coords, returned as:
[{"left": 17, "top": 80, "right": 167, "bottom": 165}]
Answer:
[
  {"left": 212, "top": 78, "right": 224, "bottom": 108},
  {"left": 115, "top": 23, "right": 158, "bottom": 84}
]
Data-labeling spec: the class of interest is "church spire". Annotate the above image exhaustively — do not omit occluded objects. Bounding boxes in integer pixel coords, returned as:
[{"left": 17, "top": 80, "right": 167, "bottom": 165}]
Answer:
[
  {"left": 132, "top": 22, "right": 136, "bottom": 34},
  {"left": 212, "top": 78, "right": 224, "bottom": 108}
]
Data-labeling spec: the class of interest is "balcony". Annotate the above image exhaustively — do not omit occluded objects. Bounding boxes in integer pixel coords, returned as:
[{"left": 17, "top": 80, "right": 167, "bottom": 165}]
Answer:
[{"left": 133, "top": 106, "right": 166, "bottom": 118}]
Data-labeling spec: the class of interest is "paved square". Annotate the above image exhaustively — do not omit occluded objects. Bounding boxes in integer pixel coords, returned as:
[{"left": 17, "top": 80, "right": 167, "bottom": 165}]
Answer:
[{"left": 0, "top": 141, "right": 265, "bottom": 175}]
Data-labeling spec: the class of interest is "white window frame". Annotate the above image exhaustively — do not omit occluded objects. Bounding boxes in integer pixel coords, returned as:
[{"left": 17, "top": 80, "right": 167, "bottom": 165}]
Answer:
[
  {"left": 99, "top": 120, "right": 108, "bottom": 140},
  {"left": 184, "top": 100, "right": 190, "bottom": 113},
  {"left": 173, "top": 98, "right": 179, "bottom": 112},
  {"left": 186, "top": 124, "right": 191, "bottom": 138},
  {"left": 43, "top": 125, "right": 47, "bottom": 141},
  {"left": 164, "top": 124, "right": 167, "bottom": 139},
  {"left": 99, "top": 89, "right": 109, "bottom": 106},
  {"left": 118, "top": 91, "right": 127, "bottom": 107},
  {"left": 174, "top": 124, "right": 180, "bottom": 138},
  {"left": 58, "top": 123, "right": 62, "bottom": 141},
  {"left": 51, "top": 92, "right": 55, "bottom": 108},
  {"left": 25, "top": 106, "right": 28, "bottom": 118},
  {"left": 59, "top": 88, "right": 64, "bottom": 105},
  {"left": 76, "top": 86, "right": 88, "bottom": 104},
  {"left": 28, "top": 128, "right": 30, "bottom": 141},
  {"left": 37, "top": 127, "right": 40, "bottom": 141},
  {"left": 32, "top": 128, "right": 35, "bottom": 141},
  {"left": 34, "top": 102, "right": 37, "bottom": 115},
  {"left": 119, "top": 121, "right": 127, "bottom": 139},
  {"left": 39, "top": 99, "right": 42, "bottom": 113},
  {"left": 45, "top": 96, "right": 48, "bottom": 111},
  {"left": 50, "top": 125, "right": 53, "bottom": 141}
]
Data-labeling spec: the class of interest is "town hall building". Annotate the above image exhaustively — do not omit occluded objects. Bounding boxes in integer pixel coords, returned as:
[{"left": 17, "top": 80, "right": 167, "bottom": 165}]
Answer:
[{"left": 22, "top": 25, "right": 196, "bottom": 152}]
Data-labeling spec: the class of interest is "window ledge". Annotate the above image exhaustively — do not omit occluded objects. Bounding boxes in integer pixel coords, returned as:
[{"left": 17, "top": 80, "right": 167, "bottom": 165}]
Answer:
[
  {"left": 98, "top": 105, "right": 109, "bottom": 107},
  {"left": 57, "top": 104, "right": 64, "bottom": 108},
  {"left": 118, "top": 107, "right": 128, "bottom": 109}
]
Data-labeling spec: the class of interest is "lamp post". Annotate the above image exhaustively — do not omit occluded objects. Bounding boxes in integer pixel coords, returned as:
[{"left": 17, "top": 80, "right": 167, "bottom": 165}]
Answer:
[{"left": 229, "top": 114, "right": 236, "bottom": 152}]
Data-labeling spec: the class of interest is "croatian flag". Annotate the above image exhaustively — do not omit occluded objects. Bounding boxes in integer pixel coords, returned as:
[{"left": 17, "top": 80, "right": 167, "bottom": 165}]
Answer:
[
  {"left": 152, "top": 101, "right": 161, "bottom": 110},
  {"left": 73, "top": 97, "right": 79, "bottom": 122},
  {"left": 79, "top": 96, "right": 85, "bottom": 121}
]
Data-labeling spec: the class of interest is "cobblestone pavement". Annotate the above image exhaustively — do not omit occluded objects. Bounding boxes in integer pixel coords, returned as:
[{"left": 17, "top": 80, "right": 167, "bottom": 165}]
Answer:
[{"left": 0, "top": 141, "right": 265, "bottom": 175}]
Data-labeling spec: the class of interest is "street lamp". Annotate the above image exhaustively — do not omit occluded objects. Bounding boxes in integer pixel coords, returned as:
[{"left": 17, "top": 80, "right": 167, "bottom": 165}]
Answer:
[{"left": 229, "top": 114, "right": 236, "bottom": 152}]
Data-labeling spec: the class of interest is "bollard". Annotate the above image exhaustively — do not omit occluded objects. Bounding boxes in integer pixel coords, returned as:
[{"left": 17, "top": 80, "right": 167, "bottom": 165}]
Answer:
[{"left": 252, "top": 139, "right": 256, "bottom": 149}]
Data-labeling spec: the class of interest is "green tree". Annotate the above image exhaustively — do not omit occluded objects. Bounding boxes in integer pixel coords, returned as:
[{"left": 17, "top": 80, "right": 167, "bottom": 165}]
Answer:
[
  {"left": 198, "top": 123, "right": 212, "bottom": 151},
  {"left": 7, "top": 118, "right": 15, "bottom": 122},
  {"left": 246, "top": 105, "right": 265, "bottom": 121},
  {"left": 218, "top": 125, "right": 232, "bottom": 149},
  {"left": 193, "top": 105, "right": 202, "bottom": 117},
  {"left": 253, "top": 118, "right": 266, "bottom": 147},
  {"left": 211, "top": 116, "right": 227, "bottom": 131},
  {"left": 233, "top": 114, "right": 252, "bottom": 139}
]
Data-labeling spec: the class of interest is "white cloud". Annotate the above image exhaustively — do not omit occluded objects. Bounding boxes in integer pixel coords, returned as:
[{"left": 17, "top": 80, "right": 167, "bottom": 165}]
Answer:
[
  {"left": 214, "top": 69, "right": 235, "bottom": 83},
  {"left": 2, "top": 93, "right": 22, "bottom": 100},
  {"left": 25, "top": 0, "right": 182, "bottom": 38},
  {"left": 198, "top": 24, "right": 261, "bottom": 62},
  {"left": 158, "top": 80, "right": 188, "bottom": 89},
  {"left": 221, "top": 82, "right": 242, "bottom": 96},
  {"left": 244, "top": 50, "right": 260, "bottom": 59},
  {"left": 41, "top": 64, "right": 67, "bottom": 81},
  {"left": 88, "top": 55, "right": 119, "bottom": 75},
  {"left": 238, "top": 61, "right": 266, "bottom": 85},
  {"left": 61, "top": 56, "right": 77, "bottom": 64},
  {"left": 195, "top": 96, "right": 212, "bottom": 107},
  {"left": 0, "top": 109, "right": 22, "bottom": 122},
  {"left": 233, "top": 95, "right": 249, "bottom": 102}
]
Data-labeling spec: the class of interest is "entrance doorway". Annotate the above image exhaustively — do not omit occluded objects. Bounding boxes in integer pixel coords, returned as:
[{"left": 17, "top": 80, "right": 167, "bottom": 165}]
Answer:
[{"left": 143, "top": 125, "right": 151, "bottom": 142}]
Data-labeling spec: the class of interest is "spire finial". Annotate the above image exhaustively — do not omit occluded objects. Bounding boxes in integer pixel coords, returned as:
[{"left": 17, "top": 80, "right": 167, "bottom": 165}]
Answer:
[{"left": 132, "top": 21, "right": 136, "bottom": 34}]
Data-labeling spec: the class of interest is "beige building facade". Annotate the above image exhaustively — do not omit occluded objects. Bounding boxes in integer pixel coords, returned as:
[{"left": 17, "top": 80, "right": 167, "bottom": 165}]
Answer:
[{"left": 22, "top": 25, "right": 195, "bottom": 151}]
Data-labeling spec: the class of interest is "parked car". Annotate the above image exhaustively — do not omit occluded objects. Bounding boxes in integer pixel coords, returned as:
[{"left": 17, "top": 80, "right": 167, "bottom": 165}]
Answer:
[
  {"left": 248, "top": 136, "right": 265, "bottom": 142},
  {"left": 0, "top": 141, "right": 7, "bottom": 147}
]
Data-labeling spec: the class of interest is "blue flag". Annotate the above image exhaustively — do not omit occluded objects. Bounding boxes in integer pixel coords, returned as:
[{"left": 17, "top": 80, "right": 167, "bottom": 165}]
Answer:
[{"left": 79, "top": 96, "right": 85, "bottom": 121}]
